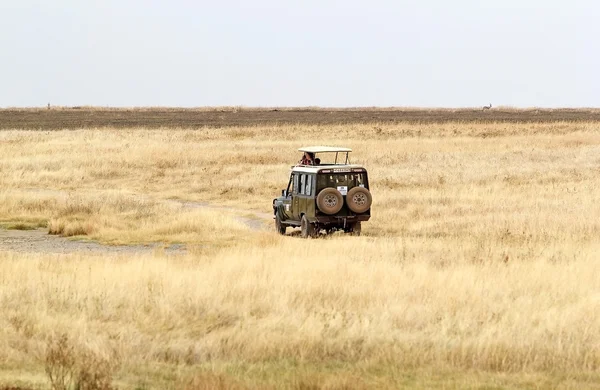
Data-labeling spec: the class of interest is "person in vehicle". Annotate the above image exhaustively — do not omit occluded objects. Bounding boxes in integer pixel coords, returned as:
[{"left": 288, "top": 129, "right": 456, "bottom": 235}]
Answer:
[{"left": 299, "top": 152, "right": 315, "bottom": 165}]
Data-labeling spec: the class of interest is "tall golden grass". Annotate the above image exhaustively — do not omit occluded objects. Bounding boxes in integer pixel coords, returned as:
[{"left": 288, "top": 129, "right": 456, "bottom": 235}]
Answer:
[{"left": 1, "top": 122, "right": 600, "bottom": 388}]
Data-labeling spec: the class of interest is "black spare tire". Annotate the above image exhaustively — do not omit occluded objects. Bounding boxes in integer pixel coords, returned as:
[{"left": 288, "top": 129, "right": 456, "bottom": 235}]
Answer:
[
  {"left": 346, "top": 187, "right": 372, "bottom": 214},
  {"left": 316, "top": 188, "right": 343, "bottom": 215}
]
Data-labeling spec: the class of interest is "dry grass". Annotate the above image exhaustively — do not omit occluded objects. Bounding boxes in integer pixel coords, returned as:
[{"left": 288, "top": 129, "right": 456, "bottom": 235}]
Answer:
[
  {"left": 2, "top": 122, "right": 600, "bottom": 388},
  {"left": 1, "top": 244, "right": 600, "bottom": 388}
]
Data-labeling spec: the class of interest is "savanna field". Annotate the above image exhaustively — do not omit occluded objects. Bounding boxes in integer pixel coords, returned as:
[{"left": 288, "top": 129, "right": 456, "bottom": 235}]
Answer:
[{"left": 1, "top": 109, "right": 600, "bottom": 389}]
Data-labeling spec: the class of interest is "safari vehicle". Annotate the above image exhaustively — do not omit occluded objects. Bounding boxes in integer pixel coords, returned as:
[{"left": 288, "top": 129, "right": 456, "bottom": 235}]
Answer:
[{"left": 272, "top": 146, "right": 372, "bottom": 238}]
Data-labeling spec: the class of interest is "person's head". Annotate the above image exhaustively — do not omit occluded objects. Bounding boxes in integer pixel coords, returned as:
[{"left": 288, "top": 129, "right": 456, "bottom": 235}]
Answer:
[{"left": 314, "top": 157, "right": 321, "bottom": 165}]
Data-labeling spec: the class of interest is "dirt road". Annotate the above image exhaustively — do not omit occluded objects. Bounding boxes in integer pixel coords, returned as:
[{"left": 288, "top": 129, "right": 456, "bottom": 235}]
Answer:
[
  {"left": 0, "top": 228, "right": 187, "bottom": 255},
  {"left": 0, "top": 192, "right": 273, "bottom": 255}
]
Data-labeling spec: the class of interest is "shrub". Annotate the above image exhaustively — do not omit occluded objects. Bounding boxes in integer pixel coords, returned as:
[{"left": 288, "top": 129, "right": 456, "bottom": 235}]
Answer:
[{"left": 45, "top": 334, "right": 117, "bottom": 390}]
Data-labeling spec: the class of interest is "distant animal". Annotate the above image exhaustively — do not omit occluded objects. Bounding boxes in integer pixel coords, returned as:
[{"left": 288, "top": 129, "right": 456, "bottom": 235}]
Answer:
[{"left": 482, "top": 103, "right": 492, "bottom": 111}]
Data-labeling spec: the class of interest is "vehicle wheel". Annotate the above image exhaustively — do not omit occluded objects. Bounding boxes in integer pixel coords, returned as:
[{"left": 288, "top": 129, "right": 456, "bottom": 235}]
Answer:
[
  {"left": 346, "top": 187, "right": 372, "bottom": 214},
  {"left": 300, "top": 215, "right": 316, "bottom": 238},
  {"left": 316, "top": 188, "right": 344, "bottom": 215},
  {"left": 275, "top": 214, "right": 286, "bottom": 235}
]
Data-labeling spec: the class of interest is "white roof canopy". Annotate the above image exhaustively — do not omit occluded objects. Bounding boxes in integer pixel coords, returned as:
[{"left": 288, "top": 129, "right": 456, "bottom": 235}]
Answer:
[{"left": 298, "top": 146, "right": 352, "bottom": 153}]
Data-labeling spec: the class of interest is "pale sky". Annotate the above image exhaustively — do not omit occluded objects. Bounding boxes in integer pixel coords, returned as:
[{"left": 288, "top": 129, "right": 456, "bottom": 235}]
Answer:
[{"left": 0, "top": 0, "right": 596, "bottom": 107}]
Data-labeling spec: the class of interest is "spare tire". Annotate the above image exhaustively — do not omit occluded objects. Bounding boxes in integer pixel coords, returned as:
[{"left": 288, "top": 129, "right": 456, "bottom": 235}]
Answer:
[
  {"left": 316, "top": 188, "right": 343, "bottom": 215},
  {"left": 346, "top": 187, "right": 372, "bottom": 214}
]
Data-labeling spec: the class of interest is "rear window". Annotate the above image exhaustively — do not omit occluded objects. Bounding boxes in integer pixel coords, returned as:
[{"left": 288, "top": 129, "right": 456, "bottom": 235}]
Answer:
[{"left": 317, "top": 173, "right": 367, "bottom": 190}]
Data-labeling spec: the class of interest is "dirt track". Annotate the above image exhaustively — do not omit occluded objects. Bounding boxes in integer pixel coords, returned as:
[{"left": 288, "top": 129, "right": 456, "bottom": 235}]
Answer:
[
  {"left": 1, "top": 108, "right": 600, "bottom": 130},
  {"left": 0, "top": 191, "right": 273, "bottom": 255},
  {"left": 0, "top": 228, "right": 186, "bottom": 255}
]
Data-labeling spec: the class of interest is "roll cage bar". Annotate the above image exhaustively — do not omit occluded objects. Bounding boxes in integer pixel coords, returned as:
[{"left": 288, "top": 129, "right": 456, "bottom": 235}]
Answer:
[{"left": 297, "top": 151, "right": 351, "bottom": 166}]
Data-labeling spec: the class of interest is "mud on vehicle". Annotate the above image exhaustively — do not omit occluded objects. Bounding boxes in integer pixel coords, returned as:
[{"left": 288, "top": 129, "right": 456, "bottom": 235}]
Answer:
[{"left": 272, "top": 146, "right": 372, "bottom": 238}]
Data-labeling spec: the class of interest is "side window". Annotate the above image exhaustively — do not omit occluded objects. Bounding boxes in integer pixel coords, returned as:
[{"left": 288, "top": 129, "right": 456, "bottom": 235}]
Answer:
[
  {"left": 293, "top": 174, "right": 299, "bottom": 194},
  {"left": 300, "top": 174, "right": 305, "bottom": 195},
  {"left": 306, "top": 174, "right": 312, "bottom": 196}
]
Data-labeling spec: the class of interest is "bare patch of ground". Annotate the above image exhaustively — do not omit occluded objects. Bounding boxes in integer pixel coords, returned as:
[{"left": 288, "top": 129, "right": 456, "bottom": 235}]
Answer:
[
  {"left": 0, "top": 190, "right": 272, "bottom": 255},
  {"left": 0, "top": 228, "right": 186, "bottom": 255}
]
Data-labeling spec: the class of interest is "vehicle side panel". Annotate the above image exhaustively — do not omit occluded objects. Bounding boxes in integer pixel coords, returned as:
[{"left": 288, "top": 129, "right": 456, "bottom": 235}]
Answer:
[{"left": 295, "top": 173, "right": 316, "bottom": 219}]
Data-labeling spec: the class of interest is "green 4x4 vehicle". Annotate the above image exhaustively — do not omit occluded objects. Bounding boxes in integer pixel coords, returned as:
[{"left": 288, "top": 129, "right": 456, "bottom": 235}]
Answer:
[{"left": 272, "top": 146, "right": 372, "bottom": 238}]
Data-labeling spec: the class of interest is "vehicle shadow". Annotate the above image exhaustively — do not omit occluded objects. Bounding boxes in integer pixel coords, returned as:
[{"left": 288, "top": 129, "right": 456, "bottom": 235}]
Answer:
[{"left": 283, "top": 228, "right": 352, "bottom": 239}]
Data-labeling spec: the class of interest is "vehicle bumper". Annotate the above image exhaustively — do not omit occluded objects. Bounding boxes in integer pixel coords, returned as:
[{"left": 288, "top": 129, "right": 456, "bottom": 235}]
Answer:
[{"left": 313, "top": 215, "right": 370, "bottom": 224}]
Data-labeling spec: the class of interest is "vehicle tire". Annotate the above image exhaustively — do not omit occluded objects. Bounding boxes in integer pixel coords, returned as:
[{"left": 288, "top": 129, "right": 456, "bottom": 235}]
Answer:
[
  {"left": 316, "top": 188, "right": 344, "bottom": 215},
  {"left": 300, "top": 215, "right": 316, "bottom": 238},
  {"left": 346, "top": 187, "right": 372, "bottom": 214},
  {"left": 275, "top": 214, "right": 286, "bottom": 235}
]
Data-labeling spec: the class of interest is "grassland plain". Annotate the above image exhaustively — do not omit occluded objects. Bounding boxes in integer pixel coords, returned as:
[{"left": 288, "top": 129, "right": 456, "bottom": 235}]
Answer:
[
  {"left": 2, "top": 107, "right": 600, "bottom": 130},
  {"left": 1, "top": 121, "right": 600, "bottom": 389}
]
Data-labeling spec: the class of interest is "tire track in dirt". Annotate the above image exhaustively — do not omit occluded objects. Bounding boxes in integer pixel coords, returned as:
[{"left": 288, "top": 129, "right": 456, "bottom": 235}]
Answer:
[
  {"left": 0, "top": 189, "right": 273, "bottom": 255},
  {"left": 172, "top": 200, "right": 272, "bottom": 231}
]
